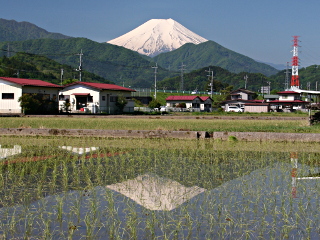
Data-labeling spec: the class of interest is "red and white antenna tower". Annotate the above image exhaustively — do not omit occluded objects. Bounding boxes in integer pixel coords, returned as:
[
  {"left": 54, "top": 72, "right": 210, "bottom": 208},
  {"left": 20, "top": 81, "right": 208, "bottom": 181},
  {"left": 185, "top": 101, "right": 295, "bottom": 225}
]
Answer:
[{"left": 290, "top": 36, "right": 300, "bottom": 88}]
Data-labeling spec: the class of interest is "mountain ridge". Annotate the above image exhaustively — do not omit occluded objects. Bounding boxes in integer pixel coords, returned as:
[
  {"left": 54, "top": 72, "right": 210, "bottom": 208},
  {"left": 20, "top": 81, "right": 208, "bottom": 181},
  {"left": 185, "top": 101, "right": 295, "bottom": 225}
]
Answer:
[
  {"left": 0, "top": 18, "right": 71, "bottom": 42},
  {"left": 0, "top": 17, "right": 280, "bottom": 88},
  {"left": 153, "top": 41, "right": 279, "bottom": 76}
]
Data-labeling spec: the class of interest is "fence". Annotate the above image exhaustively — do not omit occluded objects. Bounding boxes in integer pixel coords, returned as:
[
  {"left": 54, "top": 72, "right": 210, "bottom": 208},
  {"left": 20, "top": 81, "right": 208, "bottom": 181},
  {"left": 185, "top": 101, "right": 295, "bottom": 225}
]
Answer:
[{"left": 131, "top": 88, "right": 220, "bottom": 97}]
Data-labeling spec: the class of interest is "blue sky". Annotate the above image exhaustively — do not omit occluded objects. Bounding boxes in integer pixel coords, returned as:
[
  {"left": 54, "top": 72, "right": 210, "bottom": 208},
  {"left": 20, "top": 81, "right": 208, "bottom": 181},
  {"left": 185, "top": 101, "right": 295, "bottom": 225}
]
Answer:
[{"left": 2, "top": 0, "right": 320, "bottom": 68}]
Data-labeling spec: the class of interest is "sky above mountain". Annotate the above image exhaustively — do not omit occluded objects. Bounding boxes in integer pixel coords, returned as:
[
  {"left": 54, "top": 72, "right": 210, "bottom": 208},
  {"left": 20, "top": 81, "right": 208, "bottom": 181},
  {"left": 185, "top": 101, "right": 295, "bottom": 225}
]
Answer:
[{"left": 1, "top": 0, "right": 320, "bottom": 68}]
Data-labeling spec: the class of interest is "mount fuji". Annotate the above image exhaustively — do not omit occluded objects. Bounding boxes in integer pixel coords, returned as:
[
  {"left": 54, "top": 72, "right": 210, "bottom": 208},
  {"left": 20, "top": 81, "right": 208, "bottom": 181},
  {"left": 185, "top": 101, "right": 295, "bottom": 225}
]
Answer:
[{"left": 107, "top": 18, "right": 208, "bottom": 57}]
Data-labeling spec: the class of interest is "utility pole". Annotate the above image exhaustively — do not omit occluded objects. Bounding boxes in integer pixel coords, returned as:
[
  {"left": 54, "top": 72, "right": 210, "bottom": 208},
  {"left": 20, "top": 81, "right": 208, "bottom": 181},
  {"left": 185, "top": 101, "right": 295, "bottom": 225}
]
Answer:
[
  {"left": 206, "top": 68, "right": 214, "bottom": 98},
  {"left": 285, "top": 62, "right": 290, "bottom": 90},
  {"left": 179, "top": 63, "right": 186, "bottom": 91},
  {"left": 244, "top": 75, "right": 248, "bottom": 89},
  {"left": 152, "top": 63, "right": 158, "bottom": 99},
  {"left": 76, "top": 49, "right": 83, "bottom": 81},
  {"left": 307, "top": 82, "right": 311, "bottom": 90},
  {"left": 60, "top": 68, "right": 64, "bottom": 86}
]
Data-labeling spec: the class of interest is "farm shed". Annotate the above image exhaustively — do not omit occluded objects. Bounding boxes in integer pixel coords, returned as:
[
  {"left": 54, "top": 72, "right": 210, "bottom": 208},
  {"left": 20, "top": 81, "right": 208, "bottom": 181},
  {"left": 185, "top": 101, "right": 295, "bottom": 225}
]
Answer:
[
  {"left": 244, "top": 103, "right": 270, "bottom": 112},
  {"left": 0, "top": 77, "right": 61, "bottom": 114},
  {"left": 59, "top": 82, "right": 136, "bottom": 114}
]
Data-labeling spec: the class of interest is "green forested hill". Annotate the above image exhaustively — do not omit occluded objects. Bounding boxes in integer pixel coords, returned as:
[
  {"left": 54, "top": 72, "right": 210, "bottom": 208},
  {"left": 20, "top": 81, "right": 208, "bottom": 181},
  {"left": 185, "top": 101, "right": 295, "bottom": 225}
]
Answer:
[
  {"left": 158, "top": 65, "right": 276, "bottom": 92},
  {"left": 268, "top": 65, "right": 320, "bottom": 91},
  {"left": 152, "top": 41, "right": 279, "bottom": 77},
  {"left": 0, "top": 53, "right": 111, "bottom": 85},
  {"left": 0, "top": 18, "right": 71, "bottom": 42},
  {"left": 0, "top": 38, "right": 176, "bottom": 87}
]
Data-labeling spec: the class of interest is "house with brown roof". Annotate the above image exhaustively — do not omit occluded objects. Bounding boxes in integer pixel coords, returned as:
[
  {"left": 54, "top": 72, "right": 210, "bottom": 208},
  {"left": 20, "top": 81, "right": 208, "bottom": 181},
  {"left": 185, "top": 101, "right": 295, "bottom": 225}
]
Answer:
[
  {"left": 59, "top": 81, "right": 136, "bottom": 114},
  {"left": 0, "top": 77, "right": 61, "bottom": 114},
  {"left": 165, "top": 95, "right": 213, "bottom": 112},
  {"left": 222, "top": 88, "right": 260, "bottom": 112},
  {"left": 268, "top": 91, "right": 309, "bottom": 112}
]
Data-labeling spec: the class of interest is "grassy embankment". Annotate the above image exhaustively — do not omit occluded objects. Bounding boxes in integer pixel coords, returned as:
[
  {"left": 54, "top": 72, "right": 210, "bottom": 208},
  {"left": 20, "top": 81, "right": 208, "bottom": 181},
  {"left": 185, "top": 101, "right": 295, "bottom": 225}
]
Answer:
[{"left": 0, "top": 114, "right": 318, "bottom": 133}]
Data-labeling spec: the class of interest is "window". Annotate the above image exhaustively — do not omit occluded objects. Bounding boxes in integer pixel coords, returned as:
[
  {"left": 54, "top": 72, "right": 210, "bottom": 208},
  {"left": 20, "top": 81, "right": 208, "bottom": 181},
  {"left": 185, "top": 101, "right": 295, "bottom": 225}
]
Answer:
[
  {"left": 102, "top": 96, "right": 106, "bottom": 101},
  {"left": 88, "top": 96, "right": 93, "bottom": 102},
  {"left": 2, "top": 93, "right": 14, "bottom": 99},
  {"left": 110, "top": 96, "right": 118, "bottom": 102}
]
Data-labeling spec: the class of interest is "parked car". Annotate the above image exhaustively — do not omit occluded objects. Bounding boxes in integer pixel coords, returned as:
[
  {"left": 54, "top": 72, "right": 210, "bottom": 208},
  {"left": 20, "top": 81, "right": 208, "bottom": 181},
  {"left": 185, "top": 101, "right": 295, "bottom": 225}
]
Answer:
[
  {"left": 191, "top": 90, "right": 199, "bottom": 94},
  {"left": 159, "top": 106, "right": 167, "bottom": 112},
  {"left": 226, "top": 106, "right": 244, "bottom": 112}
]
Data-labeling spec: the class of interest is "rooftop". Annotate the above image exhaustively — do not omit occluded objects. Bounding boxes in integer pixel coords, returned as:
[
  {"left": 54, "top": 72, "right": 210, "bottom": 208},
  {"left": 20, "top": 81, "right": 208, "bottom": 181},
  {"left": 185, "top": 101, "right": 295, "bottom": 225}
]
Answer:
[
  {"left": 64, "top": 82, "right": 136, "bottom": 92},
  {"left": 0, "top": 77, "right": 61, "bottom": 88}
]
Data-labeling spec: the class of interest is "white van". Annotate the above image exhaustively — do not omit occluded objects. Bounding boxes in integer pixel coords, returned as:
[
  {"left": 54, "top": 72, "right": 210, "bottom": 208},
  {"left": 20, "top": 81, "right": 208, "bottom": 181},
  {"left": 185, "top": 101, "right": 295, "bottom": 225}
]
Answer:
[{"left": 226, "top": 106, "right": 244, "bottom": 112}]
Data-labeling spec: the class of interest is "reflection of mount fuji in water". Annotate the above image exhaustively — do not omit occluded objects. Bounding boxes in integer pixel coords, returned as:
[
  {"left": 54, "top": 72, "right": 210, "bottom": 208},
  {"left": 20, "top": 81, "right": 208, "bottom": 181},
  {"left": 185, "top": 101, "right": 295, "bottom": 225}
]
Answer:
[
  {"left": 107, "top": 174, "right": 206, "bottom": 211},
  {"left": 2, "top": 159, "right": 320, "bottom": 239}
]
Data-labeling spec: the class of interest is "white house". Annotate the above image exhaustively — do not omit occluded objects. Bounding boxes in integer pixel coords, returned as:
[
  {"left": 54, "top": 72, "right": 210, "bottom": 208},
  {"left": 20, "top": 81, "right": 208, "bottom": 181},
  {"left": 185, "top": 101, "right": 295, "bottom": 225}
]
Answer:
[
  {"left": 269, "top": 91, "right": 309, "bottom": 112},
  {"left": 165, "top": 95, "right": 213, "bottom": 112},
  {"left": 0, "top": 77, "right": 61, "bottom": 114},
  {"left": 59, "top": 82, "right": 136, "bottom": 114}
]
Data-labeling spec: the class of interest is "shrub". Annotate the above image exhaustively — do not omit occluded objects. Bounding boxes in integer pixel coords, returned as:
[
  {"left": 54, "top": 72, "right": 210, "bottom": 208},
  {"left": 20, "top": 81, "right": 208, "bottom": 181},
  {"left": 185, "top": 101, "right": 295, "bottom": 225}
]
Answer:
[{"left": 19, "top": 93, "right": 58, "bottom": 114}]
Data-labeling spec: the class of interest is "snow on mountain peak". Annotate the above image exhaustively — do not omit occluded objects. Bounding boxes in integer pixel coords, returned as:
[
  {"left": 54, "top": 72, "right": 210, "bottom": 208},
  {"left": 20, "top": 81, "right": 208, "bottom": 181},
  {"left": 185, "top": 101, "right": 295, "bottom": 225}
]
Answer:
[{"left": 107, "top": 18, "right": 208, "bottom": 57}]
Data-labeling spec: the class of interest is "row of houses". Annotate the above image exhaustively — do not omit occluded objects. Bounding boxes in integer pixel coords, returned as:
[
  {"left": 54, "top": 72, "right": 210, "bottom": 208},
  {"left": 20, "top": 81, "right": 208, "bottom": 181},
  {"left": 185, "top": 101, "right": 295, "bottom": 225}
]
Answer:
[
  {"left": 0, "top": 77, "right": 136, "bottom": 114},
  {"left": 223, "top": 88, "right": 310, "bottom": 112},
  {"left": 164, "top": 88, "right": 311, "bottom": 113},
  {"left": 0, "top": 77, "right": 314, "bottom": 114}
]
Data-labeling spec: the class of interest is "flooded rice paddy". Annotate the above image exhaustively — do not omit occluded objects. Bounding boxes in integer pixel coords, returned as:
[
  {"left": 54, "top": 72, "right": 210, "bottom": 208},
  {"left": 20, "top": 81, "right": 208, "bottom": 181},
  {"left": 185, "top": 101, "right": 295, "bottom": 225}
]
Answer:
[{"left": 0, "top": 139, "right": 320, "bottom": 239}]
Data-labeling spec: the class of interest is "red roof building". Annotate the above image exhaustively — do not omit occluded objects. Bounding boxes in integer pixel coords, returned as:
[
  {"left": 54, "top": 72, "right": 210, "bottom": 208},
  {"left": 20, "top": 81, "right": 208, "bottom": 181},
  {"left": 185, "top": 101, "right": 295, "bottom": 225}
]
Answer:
[
  {"left": 165, "top": 95, "right": 213, "bottom": 112},
  {"left": 0, "top": 77, "right": 61, "bottom": 88},
  {"left": 59, "top": 81, "right": 135, "bottom": 114},
  {"left": 268, "top": 90, "right": 309, "bottom": 112},
  {"left": 0, "top": 77, "right": 61, "bottom": 114},
  {"left": 165, "top": 95, "right": 200, "bottom": 101},
  {"left": 64, "top": 82, "right": 135, "bottom": 92}
]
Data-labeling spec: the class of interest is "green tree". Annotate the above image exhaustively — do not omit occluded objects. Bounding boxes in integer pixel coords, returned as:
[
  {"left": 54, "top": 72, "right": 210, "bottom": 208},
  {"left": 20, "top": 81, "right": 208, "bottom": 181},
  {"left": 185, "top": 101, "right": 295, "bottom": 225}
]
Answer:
[
  {"left": 62, "top": 78, "right": 78, "bottom": 85},
  {"left": 18, "top": 93, "right": 41, "bottom": 114},
  {"left": 148, "top": 99, "right": 161, "bottom": 109},
  {"left": 270, "top": 89, "right": 280, "bottom": 95},
  {"left": 115, "top": 95, "right": 128, "bottom": 113},
  {"left": 18, "top": 93, "right": 58, "bottom": 114}
]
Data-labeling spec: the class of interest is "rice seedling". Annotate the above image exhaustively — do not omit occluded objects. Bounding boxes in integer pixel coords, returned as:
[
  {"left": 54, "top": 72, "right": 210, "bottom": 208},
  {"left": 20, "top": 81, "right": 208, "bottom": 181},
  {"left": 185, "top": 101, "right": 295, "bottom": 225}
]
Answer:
[
  {"left": 1, "top": 116, "right": 320, "bottom": 133},
  {"left": 0, "top": 136, "right": 320, "bottom": 238}
]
